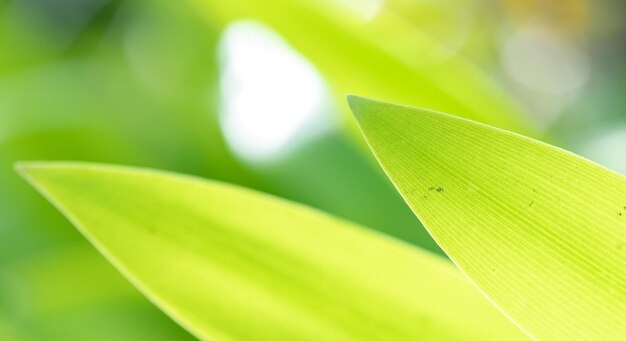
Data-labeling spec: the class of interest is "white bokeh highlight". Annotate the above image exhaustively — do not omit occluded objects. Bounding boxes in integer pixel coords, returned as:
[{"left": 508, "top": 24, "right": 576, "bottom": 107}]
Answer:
[{"left": 218, "top": 21, "right": 333, "bottom": 163}]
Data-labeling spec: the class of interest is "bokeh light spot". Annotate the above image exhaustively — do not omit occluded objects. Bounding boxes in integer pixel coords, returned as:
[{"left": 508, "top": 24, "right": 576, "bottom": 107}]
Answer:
[{"left": 218, "top": 20, "right": 334, "bottom": 163}]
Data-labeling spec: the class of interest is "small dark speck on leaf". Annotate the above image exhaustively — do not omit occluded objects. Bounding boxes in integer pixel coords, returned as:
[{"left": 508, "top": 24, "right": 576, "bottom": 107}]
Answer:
[
  {"left": 428, "top": 187, "right": 435, "bottom": 191},
  {"left": 529, "top": 201, "right": 535, "bottom": 207},
  {"left": 436, "top": 187, "right": 444, "bottom": 193}
]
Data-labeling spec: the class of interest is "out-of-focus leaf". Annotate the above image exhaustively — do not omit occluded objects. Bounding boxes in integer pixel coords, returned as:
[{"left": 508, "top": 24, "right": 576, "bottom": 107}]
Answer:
[
  {"left": 193, "top": 0, "right": 532, "bottom": 139},
  {"left": 348, "top": 95, "right": 626, "bottom": 340},
  {"left": 0, "top": 0, "right": 60, "bottom": 73},
  {"left": 0, "top": 0, "right": 244, "bottom": 182},
  {"left": 0, "top": 0, "right": 260, "bottom": 263},
  {"left": 17, "top": 162, "right": 526, "bottom": 340}
]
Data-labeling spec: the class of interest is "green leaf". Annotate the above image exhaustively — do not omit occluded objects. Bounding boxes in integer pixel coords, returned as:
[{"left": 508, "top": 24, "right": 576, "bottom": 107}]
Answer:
[
  {"left": 347, "top": 95, "right": 626, "bottom": 340},
  {"left": 192, "top": 0, "right": 532, "bottom": 140},
  {"left": 17, "top": 162, "right": 526, "bottom": 340}
]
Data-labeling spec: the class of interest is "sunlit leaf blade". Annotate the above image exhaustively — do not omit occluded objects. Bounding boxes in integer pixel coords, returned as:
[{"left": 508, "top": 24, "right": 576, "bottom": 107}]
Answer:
[
  {"left": 347, "top": 95, "right": 626, "bottom": 340},
  {"left": 17, "top": 162, "right": 526, "bottom": 340}
]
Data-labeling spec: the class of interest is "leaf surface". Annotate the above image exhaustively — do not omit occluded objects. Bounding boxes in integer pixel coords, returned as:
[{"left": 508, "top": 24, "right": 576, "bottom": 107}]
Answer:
[
  {"left": 17, "top": 162, "right": 525, "bottom": 340},
  {"left": 348, "top": 95, "right": 626, "bottom": 340}
]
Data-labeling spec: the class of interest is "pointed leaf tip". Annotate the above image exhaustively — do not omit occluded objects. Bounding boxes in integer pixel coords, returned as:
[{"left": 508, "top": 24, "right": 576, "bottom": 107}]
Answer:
[
  {"left": 353, "top": 97, "right": 626, "bottom": 340},
  {"left": 15, "top": 161, "right": 79, "bottom": 179},
  {"left": 347, "top": 95, "right": 440, "bottom": 124},
  {"left": 14, "top": 161, "right": 34, "bottom": 172},
  {"left": 14, "top": 161, "right": 44, "bottom": 180},
  {"left": 346, "top": 94, "right": 373, "bottom": 120}
]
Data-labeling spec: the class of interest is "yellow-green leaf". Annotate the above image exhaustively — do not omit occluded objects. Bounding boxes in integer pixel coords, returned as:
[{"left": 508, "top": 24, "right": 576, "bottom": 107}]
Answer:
[
  {"left": 17, "top": 162, "right": 526, "bottom": 340},
  {"left": 192, "top": 0, "right": 532, "bottom": 139},
  {"left": 347, "top": 95, "right": 626, "bottom": 340}
]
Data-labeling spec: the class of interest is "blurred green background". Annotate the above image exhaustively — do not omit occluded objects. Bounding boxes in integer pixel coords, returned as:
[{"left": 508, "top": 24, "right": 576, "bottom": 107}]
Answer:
[{"left": 1, "top": 0, "right": 624, "bottom": 339}]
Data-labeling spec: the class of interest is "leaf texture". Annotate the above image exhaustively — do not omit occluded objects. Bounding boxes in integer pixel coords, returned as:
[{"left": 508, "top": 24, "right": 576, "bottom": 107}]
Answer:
[{"left": 348, "top": 95, "right": 626, "bottom": 340}]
